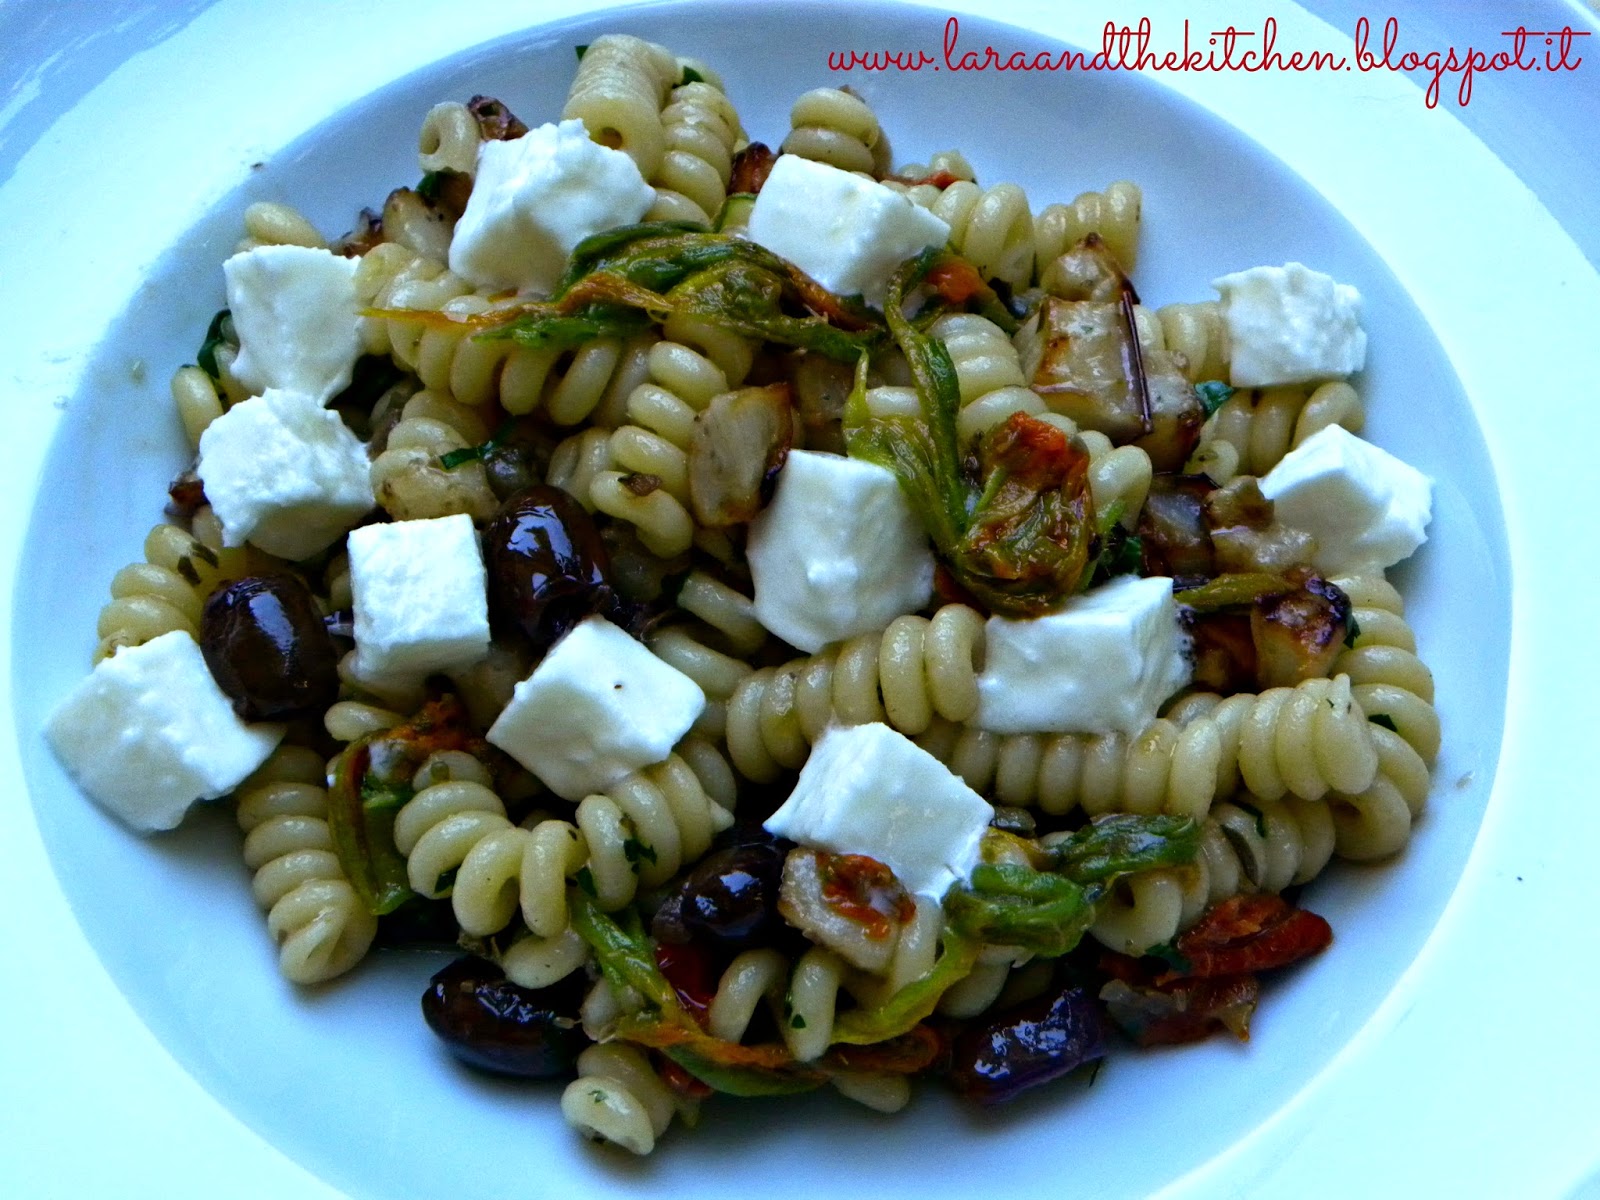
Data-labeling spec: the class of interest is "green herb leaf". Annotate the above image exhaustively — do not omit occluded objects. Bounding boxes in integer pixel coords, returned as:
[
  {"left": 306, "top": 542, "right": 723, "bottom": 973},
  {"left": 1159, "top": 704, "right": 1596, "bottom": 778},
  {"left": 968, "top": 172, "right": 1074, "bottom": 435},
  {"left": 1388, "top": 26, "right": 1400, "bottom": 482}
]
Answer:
[
  {"left": 1233, "top": 801, "right": 1268, "bottom": 838},
  {"left": 680, "top": 65, "right": 704, "bottom": 85},
  {"left": 567, "top": 893, "right": 679, "bottom": 1014},
  {"left": 574, "top": 866, "right": 598, "bottom": 898},
  {"left": 439, "top": 418, "right": 515, "bottom": 470},
  {"left": 575, "top": 43, "right": 589, "bottom": 60},
  {"left": 622, "top": 837, "right": 658, "bottom": 868},
  {"left": 945, "top": 865, "right": 1100, "bottom": 958},
  {"left": 196, "top": 309, "right": 230, "bottom": 380},
  {"left": 1049, "top": 814, "right": 1204, "bottom": 884},
  {"left": 417, "top": 170, "right": 445, "bottom": 204},
  {"left": 1369, "top": 713, "right": 1399, "bottom": 733},
  {"left": 1195, "top": 380, "right": 1234, "bottom": 418},
  {"left": 789, "top": 1013, "right": 806, "bottom": 1030},
  {"left": 1344, "top": 613, "right": 1362, "bottom": 649}
]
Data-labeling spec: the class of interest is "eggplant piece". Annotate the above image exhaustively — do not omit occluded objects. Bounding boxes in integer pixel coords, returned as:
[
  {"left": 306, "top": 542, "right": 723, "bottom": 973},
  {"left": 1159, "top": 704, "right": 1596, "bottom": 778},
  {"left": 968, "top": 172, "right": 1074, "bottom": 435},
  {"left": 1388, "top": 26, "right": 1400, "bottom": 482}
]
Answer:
[
  {"left": 381, "top": 185, "right": 455, "bottom": 261},
  {"left": 1185, "top": 609, "right": 1258, "bottom": 695},
  {"left": 789, "top": 353, "right": 854, "bottom": 454},
  {"left": 949, "top": 982, "right": 1107, "bottom": 1104},
  {"left": 1137, "top": 475, "right": 1216, "bottom": 579},
  {"left": 1250, "top": 574, "right": 1351, "bottom": 688},
  {"left": 1203, "top": 476, "right": 1317, "bottom": 574},
  {"left": 1016, "top": 296, "right": 1202, "bottom": 471},
  {"left": 687, "top": 383, "right": 793, "bottom": 527},
  {"left": 727, "top": 141, "right": 777, "bottom": 196},
  {"left": 1037, "top": 234, "right": 1127, "bottom": 302},
  {"left": 467, "top": 94, "right": 528, "bottom": 141}
]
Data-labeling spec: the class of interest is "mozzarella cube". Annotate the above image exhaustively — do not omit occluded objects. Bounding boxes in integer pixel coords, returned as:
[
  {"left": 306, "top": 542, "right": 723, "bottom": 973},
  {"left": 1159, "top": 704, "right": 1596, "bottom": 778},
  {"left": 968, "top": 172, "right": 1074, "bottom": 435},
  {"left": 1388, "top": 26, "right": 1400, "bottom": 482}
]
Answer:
[
  {"left": 747, "top": 155, "right": 950, "bottom": 307},
  {"left": 1212, "top": 262, "right": 1366, "bottom": 387},
  {"left": 224, "top": 244, "right": 363, "bottom": 404},
  {"left": 975, "top": 575, "right": 1191, "bottom": 736},
  {"left": 764, "top": 723, "right": 992, "bottom": 899},
  {"left": 197, "top": 387, "right": 374, "bottom": 560},
  {"left": 1259, "top": 425, "right": 1432, "bottom": 574},
  {"left": 487, "top": 616, "right": 706, "bottom": 801},
  {"left": 746, "top": 450, "right": 935, "bottom": 654},
  {"left": 449, "top": 119, "right": 655, "bottom": 294},
  {"left": 349, "top": 514, "right": 490, "bottom": 680},
  {"left": 45, "top": 631, "right": 284, "bottom": 832}
]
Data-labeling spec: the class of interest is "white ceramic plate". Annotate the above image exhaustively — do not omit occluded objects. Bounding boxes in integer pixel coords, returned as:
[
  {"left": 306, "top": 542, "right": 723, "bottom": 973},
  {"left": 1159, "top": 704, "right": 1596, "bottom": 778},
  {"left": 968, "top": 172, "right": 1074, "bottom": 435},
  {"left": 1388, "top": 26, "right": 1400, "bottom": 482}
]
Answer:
[{"left": 3, "top": 2, "right": 1597, "bottom": 1197}]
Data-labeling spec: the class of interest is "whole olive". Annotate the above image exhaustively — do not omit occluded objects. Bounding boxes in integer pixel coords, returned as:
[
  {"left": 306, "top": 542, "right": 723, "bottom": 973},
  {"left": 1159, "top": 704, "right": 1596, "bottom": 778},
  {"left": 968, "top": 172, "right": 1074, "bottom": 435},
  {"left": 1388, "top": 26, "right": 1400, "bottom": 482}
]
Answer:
[
  {"left": 652, "top": 834, "right": 787, "bottom": 949},
  {"left": 421, "top": 956, "right": 588, "bottom": 1079},
  {"left": 483, "top": 485, "right": 613, "bottom": 651},
  {"left": 949, "top": 982, "right": 1107, "bottom": 1105},
  {"left": 200, "top": 573, "right": 339, "bottom": 721}
]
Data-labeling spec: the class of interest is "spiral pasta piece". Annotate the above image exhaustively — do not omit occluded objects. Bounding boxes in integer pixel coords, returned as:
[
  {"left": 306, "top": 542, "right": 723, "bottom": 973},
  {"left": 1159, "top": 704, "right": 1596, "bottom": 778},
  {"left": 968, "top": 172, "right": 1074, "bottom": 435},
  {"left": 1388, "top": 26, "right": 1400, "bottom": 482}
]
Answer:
[
  {"left": 927, "top": 313, "right": 1042, "bottom": 442},
  {"left": 915, "top": 181, "right": 1035, "bottom": 289},
  {"left": 417, "top": 100, "right": 482, "bottom": 177},
  {"left": 1320, "top": 573, "right": 1439, "bottom": 860},
  {"left": 562, "top": 34, "right": 680, "bottom": 176},
  {"left": 592, "top": 320, "right": 754, "bottom": 557},
  {"left": 708, "top": 945, "right": 847, "bottom": 1062},
  {"left": 1184, "top": 381, "right": 1366, "bottom": 481},
  {"left": 235, "top": 200, "right": 327, "bottom": 254},
  {"left": 370, "top": 402, "right": 498, "bottom": 522},
  {"left": 394, "top": 747, "right": 735, "bottom": 984},
  {"left": 920, "top": 674, "right": 1380, "bottom": 818},
  {"left": 1034, "top": 180, "right": 1142, "bottom": 273},
  {"left": 647, "top": 79, "right": 742, "bottom": 226},
  {"left": 780, "top": 87, "right": 889, "bottom": 175},
  {"left": 561, "top": 1043, "right": 684, "bottom": 1156},
  {"left": 235, "top": 745, "right": 378, "bottom": 984},
  {"left": 724, "top": 605, "right": 986, "bottom": 782},
  {"left": 1153, "top": 300, "right": 1229, "bottom": 385}
]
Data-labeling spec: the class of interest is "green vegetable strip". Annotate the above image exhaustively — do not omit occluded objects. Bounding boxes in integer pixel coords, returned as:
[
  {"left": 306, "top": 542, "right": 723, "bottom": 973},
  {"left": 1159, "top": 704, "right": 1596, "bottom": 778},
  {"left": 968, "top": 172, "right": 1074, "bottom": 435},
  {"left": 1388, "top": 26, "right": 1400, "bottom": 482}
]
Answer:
[
  {"left": 828, "top": 931, "right": 981, "bottom": 1045},
  {"left": 326, "top": 745, "right": 415, "bottom": 916},
  {"left": 1046, "top": 814, "right": 1203, "bottom": 883}
]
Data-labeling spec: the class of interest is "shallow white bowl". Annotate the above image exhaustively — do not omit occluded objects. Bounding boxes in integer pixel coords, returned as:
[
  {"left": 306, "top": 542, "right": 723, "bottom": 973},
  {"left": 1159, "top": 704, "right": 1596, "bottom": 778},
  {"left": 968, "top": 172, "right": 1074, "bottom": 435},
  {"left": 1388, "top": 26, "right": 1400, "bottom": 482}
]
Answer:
[{"left": 4, "top": 2, "right": 1598, "bottom": 1198}]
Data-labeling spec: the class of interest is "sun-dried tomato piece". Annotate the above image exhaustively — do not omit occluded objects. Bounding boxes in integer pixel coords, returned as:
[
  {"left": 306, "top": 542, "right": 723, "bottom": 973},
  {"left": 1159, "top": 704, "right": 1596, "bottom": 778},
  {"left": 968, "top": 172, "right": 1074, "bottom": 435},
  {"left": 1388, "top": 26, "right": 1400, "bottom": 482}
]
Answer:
[
  {"left": 654, "top": 940, "right": 718, "bottom": 1025},
  {"left": 925, "top": 256, "right": 988, "bottom": 305},
  {"left": 1167, "top": 894, "right": 1332, "bottom": 982}
]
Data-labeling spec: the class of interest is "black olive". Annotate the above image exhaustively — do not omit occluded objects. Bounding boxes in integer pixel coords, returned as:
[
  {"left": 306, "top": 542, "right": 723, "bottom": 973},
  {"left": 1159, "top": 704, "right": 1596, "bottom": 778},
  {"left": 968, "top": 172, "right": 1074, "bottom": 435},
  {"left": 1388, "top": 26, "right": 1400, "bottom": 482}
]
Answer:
[
  {"left": 200, "top": 573, "right": 339, "bottom": 721},
  {"left": 421, "top": 956, "right": 588, "bottom": 1079},
  {"left": 483, "top": 486, "right": 614, "bottom": 652},
  {"left": 652, "top": 835, "right": 787, "bottom": 950},
  {"left": 949, "top": 983, "right": 1108, "bottom": 1105}
]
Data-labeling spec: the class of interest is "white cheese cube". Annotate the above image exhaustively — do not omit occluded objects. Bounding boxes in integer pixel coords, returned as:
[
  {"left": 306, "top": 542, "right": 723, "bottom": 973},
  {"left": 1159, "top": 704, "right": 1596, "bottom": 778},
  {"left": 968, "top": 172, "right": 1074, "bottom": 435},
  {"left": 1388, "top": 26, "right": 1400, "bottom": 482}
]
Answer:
[
  {"left": 44, "top": 631, "right": 284, "bottom": 832},
  {"left": 747, "top": 155, "right": 950, "bottom": 308},
  {"left": 763, "top": 723, "right": 992, "bottom": 899},
  {"left": 197, "top": 387, "right": 374, "bottom": 560},
  {"left": 1212, "top": 262, "right": 1366, "bottom": 387},
  {"left": 486, "top": 616, "right": 706, "bottom": 801},
  {"left": 746, "top": 450, "right": 935, "bottom": 654},
  {"left": 449, "top": 119, "right": 655, "bottom": 295},
  {"left": 1259, "top": 425, "right": 1432, "bottom": 574},
  {"left": 975, "top": 575, "right": 1191, "bottom": 736},
  {"left": 224, "top": 244, "right": 363, "bottom": 404},
  {"left": 349, "top": 514, "right": 490, "bottom": 680}
]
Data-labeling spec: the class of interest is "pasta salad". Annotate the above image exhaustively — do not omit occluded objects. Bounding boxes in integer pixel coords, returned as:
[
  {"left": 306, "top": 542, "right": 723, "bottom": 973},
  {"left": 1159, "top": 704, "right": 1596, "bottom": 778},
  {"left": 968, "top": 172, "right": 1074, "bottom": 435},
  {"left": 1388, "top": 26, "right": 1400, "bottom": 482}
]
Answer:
[{"left": 44, "top": 33, "right": 1437, "bottom": 1156}]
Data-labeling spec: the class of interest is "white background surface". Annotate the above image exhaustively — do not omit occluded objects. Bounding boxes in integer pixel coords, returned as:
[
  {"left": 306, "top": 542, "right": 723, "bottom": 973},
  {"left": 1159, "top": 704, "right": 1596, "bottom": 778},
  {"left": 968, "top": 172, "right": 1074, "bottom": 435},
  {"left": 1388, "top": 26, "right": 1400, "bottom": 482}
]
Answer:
[{"left": 2, "top": 2, "right": 1597, "bottom": 1197}]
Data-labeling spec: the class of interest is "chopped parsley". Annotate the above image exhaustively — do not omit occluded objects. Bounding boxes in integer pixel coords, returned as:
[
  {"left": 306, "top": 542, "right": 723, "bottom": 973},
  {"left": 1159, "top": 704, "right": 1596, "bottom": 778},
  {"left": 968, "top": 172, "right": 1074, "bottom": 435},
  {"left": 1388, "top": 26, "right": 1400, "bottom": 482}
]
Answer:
[{"left": 1194, "top": 379, "right": 1234, "bottom": 418}]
